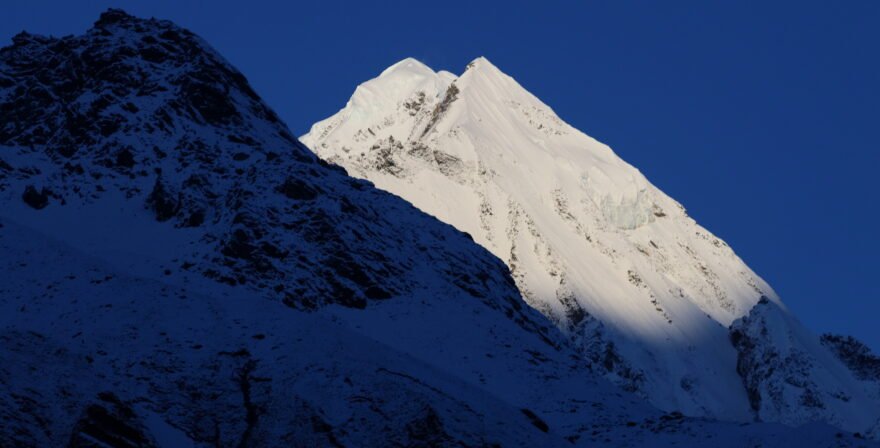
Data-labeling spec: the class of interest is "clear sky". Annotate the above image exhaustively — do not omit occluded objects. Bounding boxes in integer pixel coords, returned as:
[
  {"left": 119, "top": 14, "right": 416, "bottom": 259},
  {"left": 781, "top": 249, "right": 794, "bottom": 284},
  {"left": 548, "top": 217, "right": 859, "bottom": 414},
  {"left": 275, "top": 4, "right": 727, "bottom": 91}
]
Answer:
[{"left": 3, "top": 1, "right": 878, "bottom": 350}]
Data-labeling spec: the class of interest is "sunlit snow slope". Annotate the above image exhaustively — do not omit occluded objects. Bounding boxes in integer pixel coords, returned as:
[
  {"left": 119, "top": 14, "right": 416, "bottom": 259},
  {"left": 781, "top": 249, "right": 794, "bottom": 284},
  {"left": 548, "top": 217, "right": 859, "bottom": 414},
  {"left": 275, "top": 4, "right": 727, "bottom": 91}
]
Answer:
[
  {"left": 303, "top": 57, "right": 880, "bottom": 434},
  {"left": 4, "top": 11, "right": 866, "bottom": 446}
]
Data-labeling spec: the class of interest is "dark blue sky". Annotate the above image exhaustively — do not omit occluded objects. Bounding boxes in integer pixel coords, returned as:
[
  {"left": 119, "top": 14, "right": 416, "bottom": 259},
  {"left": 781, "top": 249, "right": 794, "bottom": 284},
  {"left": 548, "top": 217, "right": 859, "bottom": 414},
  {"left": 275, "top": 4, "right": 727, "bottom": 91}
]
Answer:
[{"left": 3, "top": 1, "right": 878, "bottom": 350}]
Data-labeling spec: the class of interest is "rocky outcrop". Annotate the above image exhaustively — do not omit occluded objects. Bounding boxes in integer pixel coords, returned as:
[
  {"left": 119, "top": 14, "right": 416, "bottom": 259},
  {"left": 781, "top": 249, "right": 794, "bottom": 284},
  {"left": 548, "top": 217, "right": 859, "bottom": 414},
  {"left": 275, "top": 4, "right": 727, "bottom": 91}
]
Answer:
[
  {"left": 729, "top": 298, "right": 880, "bottom": 435},
  {"left": 822, "top": 334, "right": 880, "bottom": 382}
]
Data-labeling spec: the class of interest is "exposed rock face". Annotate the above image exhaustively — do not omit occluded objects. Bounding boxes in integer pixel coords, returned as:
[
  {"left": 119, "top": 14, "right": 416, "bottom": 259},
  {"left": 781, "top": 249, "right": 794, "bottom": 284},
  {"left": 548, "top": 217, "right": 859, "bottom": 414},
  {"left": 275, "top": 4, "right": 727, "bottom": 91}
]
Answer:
[
  {"left": 822, "top": 334, "right": 880, "bottom": 382},
  {"left": 68, "top": 393, "right": 158, "bottom": 448},
  {"left": 729, "top": 297, "right": 880, "bottom": 434},
  {"left": 21, "top": 185, "right": 49, "bottom": 209},
  {"left": 821, "top": 333, "right": 880, "bottom": 438}
]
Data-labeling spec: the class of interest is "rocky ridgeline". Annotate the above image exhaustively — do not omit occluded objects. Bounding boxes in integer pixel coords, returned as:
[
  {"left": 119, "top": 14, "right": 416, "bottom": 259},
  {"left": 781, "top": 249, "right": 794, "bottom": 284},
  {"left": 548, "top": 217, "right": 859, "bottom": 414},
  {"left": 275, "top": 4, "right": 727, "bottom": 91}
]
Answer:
[
  {"left": 0, "top": 10, "right": 547, "bottom": 334},
  {"left": 1, "top": 10, "right": 877, "bottom": 447}
]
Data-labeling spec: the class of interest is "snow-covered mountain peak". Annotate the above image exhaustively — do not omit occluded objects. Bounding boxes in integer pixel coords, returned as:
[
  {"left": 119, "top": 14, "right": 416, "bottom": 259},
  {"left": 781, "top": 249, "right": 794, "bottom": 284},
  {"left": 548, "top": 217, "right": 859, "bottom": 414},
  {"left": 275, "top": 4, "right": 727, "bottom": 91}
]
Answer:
[
  {"left": 460, "top": 56, "right": 526, "bottom": 87},
  {"left": 466, "top": 55, "right": 491, "bottom": 67},
  {"left": 461, "top": 56, "right": 506, "bottom": 79},
  {"left": 379, "top": 57, "right": 436, "bottom": 77},
  {"left": 303, "top": 56, "right": 880, "bottom": 434},
  {"left": 331, "top": 58, "right": 454, "bottom": 139},
  {"left": 2, "top": 8, "right": 878, "bottom": 444}
]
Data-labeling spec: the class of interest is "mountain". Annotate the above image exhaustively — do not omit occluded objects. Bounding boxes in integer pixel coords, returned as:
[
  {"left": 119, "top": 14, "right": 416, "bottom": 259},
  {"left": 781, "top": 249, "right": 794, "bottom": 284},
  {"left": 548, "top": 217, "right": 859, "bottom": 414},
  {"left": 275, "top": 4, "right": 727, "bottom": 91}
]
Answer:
[
  {"left": 303, "top": 56, "right": 880, "bottom": 436},
  {"left": 0, "top": 10, "right": 873, "bottom": 446},
  {"left": 0, "top": 10, "right": 564, "bottom": 446}
]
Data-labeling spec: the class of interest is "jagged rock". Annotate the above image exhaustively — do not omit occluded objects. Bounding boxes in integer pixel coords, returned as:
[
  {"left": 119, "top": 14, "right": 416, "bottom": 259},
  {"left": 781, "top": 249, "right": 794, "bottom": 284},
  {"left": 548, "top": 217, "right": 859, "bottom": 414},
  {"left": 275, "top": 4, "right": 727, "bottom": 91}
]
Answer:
[
  {"left": 729, "top": 298, "right": 879, "bottom": 433},
  {"left": 145, "top": 178, "right": 179, "bottom": 222},
  {"left": 21, "top": 185, "right": 49, "bottom": 209},
  {"left": 68, "top": 393, "right": 156, "bottom": 448},
  {"left": 277, "top": 177, "right": 318, "bottom": 201},
  {"left": 822, "top": 334, "right": 880, "bottom": 382},
  {"left": 115, "top": 147, "right": 135, "bottom": 169},
  {"left": 521, "top": 408, "right": 550, "bottom": 433},
  {"left": 421, "top": 83, "right": 459, "bottom": 138}
]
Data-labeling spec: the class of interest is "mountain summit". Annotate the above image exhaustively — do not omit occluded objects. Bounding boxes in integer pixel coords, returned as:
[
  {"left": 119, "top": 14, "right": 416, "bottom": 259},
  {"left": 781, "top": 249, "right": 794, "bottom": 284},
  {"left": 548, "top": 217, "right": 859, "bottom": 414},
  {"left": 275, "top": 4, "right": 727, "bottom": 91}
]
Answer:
[
  {"left": 1, "top": 10, "right": 876, "bottom": 445},
  {"left": 303, "top": 56, "right": 880, "bottom": 435}
]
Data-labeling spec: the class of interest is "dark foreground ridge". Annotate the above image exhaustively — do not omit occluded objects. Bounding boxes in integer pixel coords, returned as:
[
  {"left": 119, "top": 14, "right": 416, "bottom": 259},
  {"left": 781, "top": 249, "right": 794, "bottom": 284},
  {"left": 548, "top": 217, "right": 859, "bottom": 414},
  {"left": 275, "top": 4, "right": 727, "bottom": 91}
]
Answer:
[
  {"left": 0, "top": 9, "right": 875, "bottom": 447},
  {"left": 0, "top": 8, "right": 539, "bottom": 321}
]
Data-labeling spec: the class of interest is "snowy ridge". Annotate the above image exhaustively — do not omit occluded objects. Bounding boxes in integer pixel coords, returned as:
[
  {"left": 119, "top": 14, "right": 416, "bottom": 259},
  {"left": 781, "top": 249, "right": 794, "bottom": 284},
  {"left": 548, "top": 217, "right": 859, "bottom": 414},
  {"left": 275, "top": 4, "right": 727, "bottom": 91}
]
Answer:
[
  {"left": 0, "top": 10, "right": 875, "bottom": 445},
  {"left": 2, "top": 218, "right": 865, "bottom": 447},
  {"left": 303, "top": 56, "right": 880, "bottom": 434}
]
